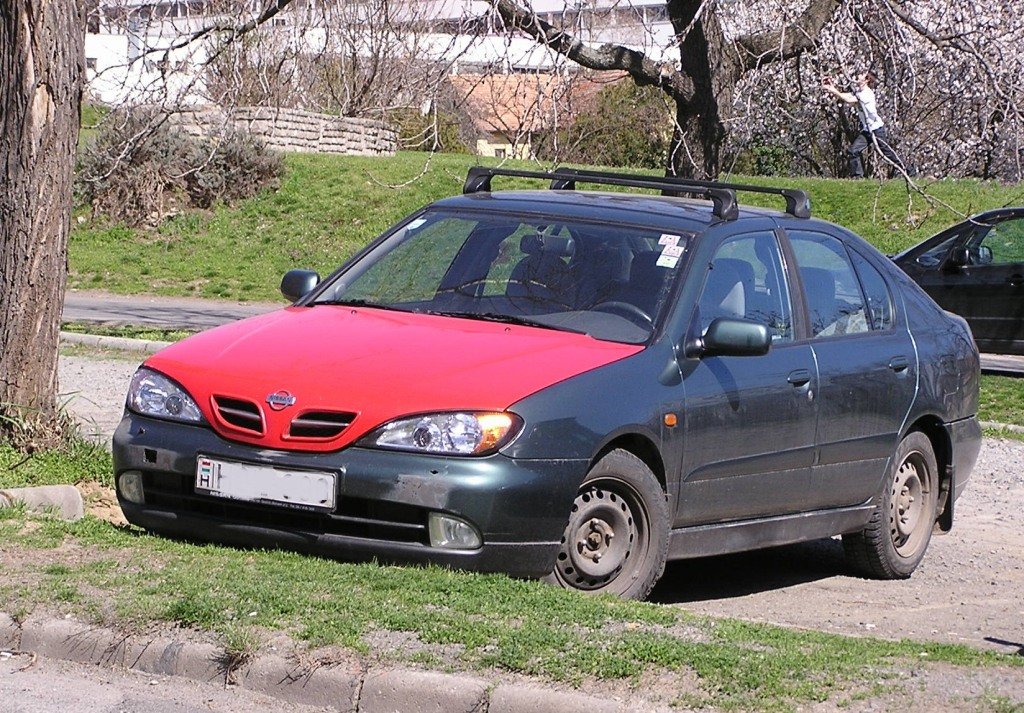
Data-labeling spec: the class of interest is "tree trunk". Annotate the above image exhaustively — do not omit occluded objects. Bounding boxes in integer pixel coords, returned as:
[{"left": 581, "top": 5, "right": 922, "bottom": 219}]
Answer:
[
  {"left": 0, "top": 0, "right": 84, "bottom": 444},
  {"left": 666, "top": 0, "right": 740, "bottom": 179}
]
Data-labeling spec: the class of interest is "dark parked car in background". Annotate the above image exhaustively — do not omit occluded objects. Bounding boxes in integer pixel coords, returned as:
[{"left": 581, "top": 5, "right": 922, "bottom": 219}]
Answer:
[
  {"left": 893, "top": 207, "right": 1024, "bottom": 355},
  {"left": 114, "top": 167, "right": 982, "bottom": 600}
]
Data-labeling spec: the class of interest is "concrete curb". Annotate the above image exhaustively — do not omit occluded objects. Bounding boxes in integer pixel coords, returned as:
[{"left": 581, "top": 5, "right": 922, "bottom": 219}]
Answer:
[
  {"left": 0, "top": 486, "right": 84, "bottom": 521},
  {"left": 490, "top": 683, "right": 633, "bottom": 713},
  {"left": 980, "top": 420, "right": 1024, "bottom": 435},
  {"left": 0, "top": 613, "right": 656, "bottom": 713},
  {"left": 60, "top": 331, "right": 171, "bottom": 354}
]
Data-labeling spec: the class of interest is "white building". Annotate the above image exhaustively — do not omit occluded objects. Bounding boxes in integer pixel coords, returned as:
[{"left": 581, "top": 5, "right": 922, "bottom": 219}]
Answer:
[{"left": 85, "top": 0, "right": 677, "bottom": 105}]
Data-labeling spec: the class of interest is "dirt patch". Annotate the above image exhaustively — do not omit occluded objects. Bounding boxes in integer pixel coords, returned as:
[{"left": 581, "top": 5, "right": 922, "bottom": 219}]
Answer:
[
  {"left": 806, "top": 661, "right": 1024, "bottom": 711},
  {"left": 76, "top": 482, "right": 127, "bottom": 526}
]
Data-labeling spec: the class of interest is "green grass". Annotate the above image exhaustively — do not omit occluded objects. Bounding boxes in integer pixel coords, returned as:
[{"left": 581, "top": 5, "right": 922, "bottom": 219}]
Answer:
[
  {"left": 71, "top": 152, "right": 480, "bottom": 301},
  {"left": 980, "top": 375, "right": 1024, "bottom": 434},
  {"left": 0, "top": 439, "right": 112, "bottom": 490},
  {"left": 61, "top": 321, "right": 197, "bottom": 343},
  {"left": 78, "top": 103, "right": 109, "bottom": 147},
  {"left": 0, "top": 507, "right": 1019, "bottom": 711},
  {"left": 69, "top": 152, "right": 1024, "bottom": 301}
]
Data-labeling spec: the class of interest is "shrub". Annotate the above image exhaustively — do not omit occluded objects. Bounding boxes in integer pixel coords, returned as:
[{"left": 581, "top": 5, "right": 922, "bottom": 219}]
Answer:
[
  {"left": 730, "top": 141, "right": 795, "bottom": 177},
  {"left": 534, "top": 81, "right": 673, "bottom": 169},
  {"left": 76, "top": 110, "right": 284, "bottom": 226},
  {"left": 388, "top": 107, "right": 471, "bottom": 154}
]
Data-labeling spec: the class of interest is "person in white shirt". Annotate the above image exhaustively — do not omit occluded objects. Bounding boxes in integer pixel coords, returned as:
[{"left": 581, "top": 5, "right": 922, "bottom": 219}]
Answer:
[{"left": 823, "top": 69, "right": 906, "bottom": 178}]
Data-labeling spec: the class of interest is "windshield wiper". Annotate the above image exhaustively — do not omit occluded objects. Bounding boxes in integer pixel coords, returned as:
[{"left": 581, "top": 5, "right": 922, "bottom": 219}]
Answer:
[
  {"left": 312, "top": 299, "right": 413, "bottom": 313},
  {"left": 427, "top": 310, "right": 589, "bottom": 335}
]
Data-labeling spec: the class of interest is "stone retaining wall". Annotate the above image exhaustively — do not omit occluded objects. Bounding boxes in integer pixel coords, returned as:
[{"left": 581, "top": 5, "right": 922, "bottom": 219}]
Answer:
[{"left": 173, "top": 106, "right": 397, "bottom": 156}]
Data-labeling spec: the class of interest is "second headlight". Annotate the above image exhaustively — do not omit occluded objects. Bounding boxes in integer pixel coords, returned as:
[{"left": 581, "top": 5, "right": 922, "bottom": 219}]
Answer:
[{"left": 361, "top": 412, "right": 521, "bottom": 456}]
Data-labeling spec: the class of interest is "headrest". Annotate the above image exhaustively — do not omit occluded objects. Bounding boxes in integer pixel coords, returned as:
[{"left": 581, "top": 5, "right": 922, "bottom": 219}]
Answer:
[
  {"left": 714, "top": 257, "right": 755, "bottom": 287},
  {"left": 520, "top": 234, "right": 575, "bottom": 258}
]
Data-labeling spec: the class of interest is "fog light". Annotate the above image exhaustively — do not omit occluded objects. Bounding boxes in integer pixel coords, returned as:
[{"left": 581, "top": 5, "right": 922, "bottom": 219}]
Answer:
[
  {"left": 428, "top": 513, "right": 481, "bottom": 550},
  {"left": 118, "top": 470, "right": 145, "bottom": 505}
]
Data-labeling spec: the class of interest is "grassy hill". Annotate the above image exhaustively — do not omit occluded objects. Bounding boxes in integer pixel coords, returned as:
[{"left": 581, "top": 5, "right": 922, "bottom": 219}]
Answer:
[{"left": 70, "top": 151, "right": 1024, "bottom": 302}]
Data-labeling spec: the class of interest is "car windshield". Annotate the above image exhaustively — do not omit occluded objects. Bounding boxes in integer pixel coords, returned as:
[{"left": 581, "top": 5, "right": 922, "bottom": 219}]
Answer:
[{"left": 313, "top": 210, "right": 688, "bottom": 344}]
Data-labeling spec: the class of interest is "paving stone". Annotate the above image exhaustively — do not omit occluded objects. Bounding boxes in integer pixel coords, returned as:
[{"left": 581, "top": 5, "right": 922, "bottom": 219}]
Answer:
[
  {"left": 19, "top": 617, "right": 128, "bottom": 666},
  {"left": 488, "top": 683, "right": 624, "bottom": 713},
  {"left": 358, "top": 667, "right": 488, "bottom": 713},
  {"left": 128, "top": 635, "right": 222, "bottom": 683},
  {"left": 240, "top": 653, "right": 362, "bottom": 711}
]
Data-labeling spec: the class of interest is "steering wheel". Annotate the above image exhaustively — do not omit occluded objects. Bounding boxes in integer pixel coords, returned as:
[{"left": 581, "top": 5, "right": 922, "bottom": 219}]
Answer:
[{"left": 591, "top": 300, "right": 654, "bottom": 328}]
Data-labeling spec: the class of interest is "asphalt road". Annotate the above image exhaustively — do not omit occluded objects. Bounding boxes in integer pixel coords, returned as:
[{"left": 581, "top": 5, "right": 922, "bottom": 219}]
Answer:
[{"left": 62, "top": 291, "right": 281, "bottom": 330}]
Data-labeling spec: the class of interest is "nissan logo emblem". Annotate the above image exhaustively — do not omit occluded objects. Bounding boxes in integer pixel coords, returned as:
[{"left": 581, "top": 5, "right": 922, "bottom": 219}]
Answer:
[{"left": 266, "top": 390, "right": 297, "bottom": 411}]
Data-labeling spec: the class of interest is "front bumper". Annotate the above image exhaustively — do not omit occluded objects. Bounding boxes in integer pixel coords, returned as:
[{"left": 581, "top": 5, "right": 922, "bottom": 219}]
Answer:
[{"left": 112, "top": 413, "right": 586, "bottom": 578}]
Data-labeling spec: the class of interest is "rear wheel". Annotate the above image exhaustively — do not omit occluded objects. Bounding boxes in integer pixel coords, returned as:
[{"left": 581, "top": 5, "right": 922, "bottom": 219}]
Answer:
[
  {"left": 843, "top": 431, "right": 938, "bottom": 579},
  {"left": 544, "top": 449, "right": 669, "bottom": 600}
]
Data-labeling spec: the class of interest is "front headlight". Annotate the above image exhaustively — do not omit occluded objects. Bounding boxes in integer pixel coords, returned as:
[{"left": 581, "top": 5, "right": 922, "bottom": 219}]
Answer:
[
  {"left": 361, "top": 412, "right": 521, "bottom": 456},
  {"left": 127, "top": 367, "right": 204, "bottom": 424}
]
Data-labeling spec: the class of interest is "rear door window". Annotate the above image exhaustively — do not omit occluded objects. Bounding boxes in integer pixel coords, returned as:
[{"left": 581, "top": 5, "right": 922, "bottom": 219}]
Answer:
[{"left": 789, "top": 231, "right": 869, "bottom": 338}]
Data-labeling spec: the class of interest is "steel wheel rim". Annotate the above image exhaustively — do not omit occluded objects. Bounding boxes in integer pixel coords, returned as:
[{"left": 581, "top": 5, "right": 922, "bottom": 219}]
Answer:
[
  {"left": 554, "top": 478, "right": 648, "bottom": 591},
  {"left": 890, "top": 451, "right": 930, "bottom": 557}
]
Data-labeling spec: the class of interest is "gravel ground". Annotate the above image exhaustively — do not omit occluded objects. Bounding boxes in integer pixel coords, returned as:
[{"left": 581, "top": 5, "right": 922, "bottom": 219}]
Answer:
[{"left": 58, "top": 351, "right": 1024, "bottom": 656}]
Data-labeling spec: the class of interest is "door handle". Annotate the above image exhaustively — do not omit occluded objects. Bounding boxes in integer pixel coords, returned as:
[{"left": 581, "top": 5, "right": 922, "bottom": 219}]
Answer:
[
  {"left": 787, "top": 369, "right": 811, "bottom": 386},
  {"left": 889, "top": 356, "right": 909, "bottom": 372},
  {"left": 1008, "top": 274, "right": 1023, "bottom": 287}
]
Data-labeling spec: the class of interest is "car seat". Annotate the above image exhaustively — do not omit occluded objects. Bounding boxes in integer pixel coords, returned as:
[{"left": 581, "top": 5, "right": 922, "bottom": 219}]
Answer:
[{"left": 506, "top": 234, "right": 575, "bottom": 312}]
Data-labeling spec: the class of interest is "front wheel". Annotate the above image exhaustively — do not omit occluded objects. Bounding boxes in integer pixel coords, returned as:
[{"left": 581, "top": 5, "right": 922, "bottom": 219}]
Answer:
[
  {"left": 543, "top": 449, "right": 669, "bottom": 600},
  {"left": 843, "top": 431, "right": 939, "bottom": 579}
]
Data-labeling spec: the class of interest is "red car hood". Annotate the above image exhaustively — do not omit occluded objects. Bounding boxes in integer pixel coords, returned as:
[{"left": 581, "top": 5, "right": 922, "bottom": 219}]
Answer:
[{"left": 145, "top": 306, "right": 642, "bottom": 452}]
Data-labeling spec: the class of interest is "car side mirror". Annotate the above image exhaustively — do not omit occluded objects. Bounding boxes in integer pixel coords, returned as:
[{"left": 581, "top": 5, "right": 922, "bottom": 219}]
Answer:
[
  {"left": 281, "top": 269, "right": 320, "bottom": 302},
  {"left": 949, "top": 245, "right": 993, "bottom": 268},
  {"left": 947, "top": 247, "right": 969, "bottom": 268},
  {"left": 700, "top": 318, "right": 771, "bottom": 358}
]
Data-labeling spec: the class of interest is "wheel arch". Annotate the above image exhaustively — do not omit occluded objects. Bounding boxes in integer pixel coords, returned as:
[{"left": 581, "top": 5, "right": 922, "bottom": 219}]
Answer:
[
  {"left": 592, "top": 433, "right": 667, "bottom": 493},
  {"left": 904, "top": 415, "right": 953, "bottom": 532}
]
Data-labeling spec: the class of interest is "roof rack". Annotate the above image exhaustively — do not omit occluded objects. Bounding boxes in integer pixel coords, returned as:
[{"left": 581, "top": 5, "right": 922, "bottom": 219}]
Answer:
[
  {"left": 550, "top": 167, "right": 812, "bottom": 219},
  {"left": 461, "top": 166, "right": 812, "bottom": 220},
  {"left": 463, "top": 166, "right": 738, "bottom": 221}
]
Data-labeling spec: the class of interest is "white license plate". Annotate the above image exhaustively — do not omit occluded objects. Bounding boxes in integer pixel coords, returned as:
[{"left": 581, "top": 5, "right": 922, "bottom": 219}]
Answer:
[{"left": 195, "top": 456, "right": 336, "bottom": 511}]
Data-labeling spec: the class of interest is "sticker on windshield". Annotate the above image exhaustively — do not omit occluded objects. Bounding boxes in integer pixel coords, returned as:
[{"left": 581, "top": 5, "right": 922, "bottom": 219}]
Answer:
[
  {"left": 659, "top": 233, "right": 680, "bottom": 247},
  {"left": 656, "top": 254, "right": 680, "bottom": 268},
  {"left": 662, "top": 244, "right": 684, "bottom": 258},
  {"left": 406, "top": 218, "right": 427, "bottom": 231}
]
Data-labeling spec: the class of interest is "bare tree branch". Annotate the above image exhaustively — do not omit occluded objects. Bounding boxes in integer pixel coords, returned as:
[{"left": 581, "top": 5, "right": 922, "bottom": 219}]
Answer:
[
  {"left": 488, "top": 0, "right": 693, "bottom": 102},
  {"left": 734, "top": 0, "right": 842, "bottom": 69}
]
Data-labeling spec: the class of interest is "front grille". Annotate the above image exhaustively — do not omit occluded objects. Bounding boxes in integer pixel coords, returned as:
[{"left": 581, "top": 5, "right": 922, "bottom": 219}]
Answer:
[
  {"left": 141, "top": 470, "right": 428, "bottom": 544},
  {"left": 288, "top": 410, "right": 355, "bottom": 439},
  {"left": 212, "top": 396, "right": 264, "bottom": 435}
]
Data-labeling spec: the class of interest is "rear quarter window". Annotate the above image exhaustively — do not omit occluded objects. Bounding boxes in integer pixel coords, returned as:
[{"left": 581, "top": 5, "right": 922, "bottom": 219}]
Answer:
[{"left": 849, "top": 250, "right": 895, "bottom": 331}]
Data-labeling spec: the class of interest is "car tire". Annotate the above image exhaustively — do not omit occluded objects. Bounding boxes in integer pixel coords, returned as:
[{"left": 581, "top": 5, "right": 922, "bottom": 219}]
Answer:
[
  {"left": 843, "top": 431, "right": 939, "bottom": 579},
  {"left": 543, "top": 449, "right": 669, "bottom": 600}
]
